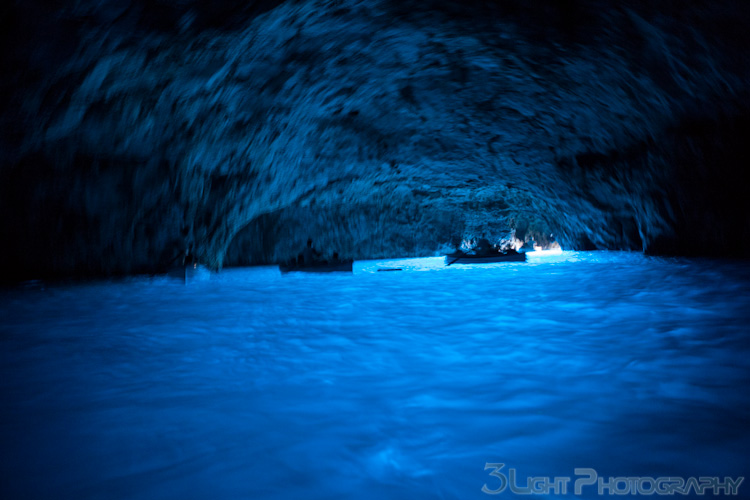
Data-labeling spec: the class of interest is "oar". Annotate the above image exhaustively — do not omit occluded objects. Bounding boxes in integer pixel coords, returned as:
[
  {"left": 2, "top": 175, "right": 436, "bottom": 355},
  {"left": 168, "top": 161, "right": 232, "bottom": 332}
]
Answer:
[{"left": 446, "top": 250, "right": 465, "bottom": 266}]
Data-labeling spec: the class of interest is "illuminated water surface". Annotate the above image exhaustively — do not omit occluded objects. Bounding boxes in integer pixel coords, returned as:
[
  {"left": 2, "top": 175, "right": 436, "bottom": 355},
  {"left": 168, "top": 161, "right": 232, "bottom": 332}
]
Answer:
[{"left": 2, "top": 252, "right": 749, "bottom": 499}]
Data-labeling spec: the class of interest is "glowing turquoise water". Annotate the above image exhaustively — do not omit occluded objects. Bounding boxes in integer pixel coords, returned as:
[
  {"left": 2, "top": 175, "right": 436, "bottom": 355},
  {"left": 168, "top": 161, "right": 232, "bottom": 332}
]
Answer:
[{"left": 2, "top": 252, "right": 749, "bottom": 499}]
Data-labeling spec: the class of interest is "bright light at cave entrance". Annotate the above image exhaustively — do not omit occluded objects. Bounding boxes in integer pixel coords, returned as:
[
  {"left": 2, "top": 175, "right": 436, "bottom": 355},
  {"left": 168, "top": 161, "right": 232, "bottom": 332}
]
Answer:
[{"left": 526, "top": 247, "right": 563, "bottom": 256}]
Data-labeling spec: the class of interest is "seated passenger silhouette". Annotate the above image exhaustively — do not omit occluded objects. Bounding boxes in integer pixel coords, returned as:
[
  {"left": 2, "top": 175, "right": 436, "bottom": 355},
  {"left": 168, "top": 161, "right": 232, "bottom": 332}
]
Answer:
[{"left": 302, "top": 238, "right": 321, "bottom": 265}]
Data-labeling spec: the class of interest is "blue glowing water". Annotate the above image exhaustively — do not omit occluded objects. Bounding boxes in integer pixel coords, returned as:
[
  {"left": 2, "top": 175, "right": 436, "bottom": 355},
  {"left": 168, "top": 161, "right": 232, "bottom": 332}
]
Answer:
[{"left": 2, "top": 252, "right": 749, "bottom": 499}]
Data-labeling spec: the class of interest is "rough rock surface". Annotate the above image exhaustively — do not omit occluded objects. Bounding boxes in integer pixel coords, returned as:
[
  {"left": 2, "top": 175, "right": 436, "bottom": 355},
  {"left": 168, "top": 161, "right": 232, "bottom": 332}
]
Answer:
[{"left": 1, "top": 0, "right": 749, "bottom": 279}]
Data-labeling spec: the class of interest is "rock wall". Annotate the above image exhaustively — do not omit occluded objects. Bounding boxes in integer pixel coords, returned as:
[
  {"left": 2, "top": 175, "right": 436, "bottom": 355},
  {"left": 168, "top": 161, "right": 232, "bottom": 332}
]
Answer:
[{"left": 1, "top": 0, "right": 749, "bottom": 279}]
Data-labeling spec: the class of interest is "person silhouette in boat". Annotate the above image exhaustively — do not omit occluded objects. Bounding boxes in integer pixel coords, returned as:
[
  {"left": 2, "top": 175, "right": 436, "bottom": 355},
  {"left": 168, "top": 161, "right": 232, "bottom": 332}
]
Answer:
[
  {"left": 473, "top": 238, "right": 496, "bottom": 256},
  {"left": 301, "top": 238, "right": 322, "bottom": 265}
]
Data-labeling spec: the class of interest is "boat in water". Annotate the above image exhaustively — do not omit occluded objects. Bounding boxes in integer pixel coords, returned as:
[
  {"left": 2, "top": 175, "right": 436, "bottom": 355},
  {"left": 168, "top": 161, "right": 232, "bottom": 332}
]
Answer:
[
  {"left": 445, "top": 251, "right": 526, "bottom": 265},
  {"left": 279, "top": 259, "right": 354, "bottom": 274}
]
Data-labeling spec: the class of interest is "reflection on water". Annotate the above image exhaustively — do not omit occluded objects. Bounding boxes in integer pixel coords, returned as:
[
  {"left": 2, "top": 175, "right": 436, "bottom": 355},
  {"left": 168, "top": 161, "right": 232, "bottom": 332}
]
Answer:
[{"left": 1, "top": 252, "right": 749, "bottom": 499}]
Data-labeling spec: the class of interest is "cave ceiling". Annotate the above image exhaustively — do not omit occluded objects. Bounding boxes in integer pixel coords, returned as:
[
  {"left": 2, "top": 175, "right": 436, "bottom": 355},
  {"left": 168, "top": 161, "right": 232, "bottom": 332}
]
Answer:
[{"left": 1, "top": 0, "right": 748, "bottom": 279}]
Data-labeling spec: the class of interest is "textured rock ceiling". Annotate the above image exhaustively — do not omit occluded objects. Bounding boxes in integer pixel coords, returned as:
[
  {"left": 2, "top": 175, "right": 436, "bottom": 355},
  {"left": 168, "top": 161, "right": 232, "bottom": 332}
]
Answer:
[{"left": 1, "top": 0, "right": 749, "bottom": 280}]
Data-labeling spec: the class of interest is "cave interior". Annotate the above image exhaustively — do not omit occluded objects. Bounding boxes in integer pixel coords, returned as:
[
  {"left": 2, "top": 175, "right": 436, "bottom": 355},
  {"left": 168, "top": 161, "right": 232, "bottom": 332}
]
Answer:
[{"left": 1, "top": 0, "right": 749, "bottom": 280}]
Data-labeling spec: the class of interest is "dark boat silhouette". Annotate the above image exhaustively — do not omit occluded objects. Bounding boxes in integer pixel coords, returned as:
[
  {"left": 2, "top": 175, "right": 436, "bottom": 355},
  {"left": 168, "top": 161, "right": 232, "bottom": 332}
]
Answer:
[{"left": 445, "top": 251, "right": 526, "bottom": 265}]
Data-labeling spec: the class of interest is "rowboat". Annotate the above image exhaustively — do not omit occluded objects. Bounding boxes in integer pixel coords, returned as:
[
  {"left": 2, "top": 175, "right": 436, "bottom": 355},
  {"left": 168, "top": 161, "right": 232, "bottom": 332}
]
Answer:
[{"left": 445, "top": 251, "right": 526, "bottom": 265}]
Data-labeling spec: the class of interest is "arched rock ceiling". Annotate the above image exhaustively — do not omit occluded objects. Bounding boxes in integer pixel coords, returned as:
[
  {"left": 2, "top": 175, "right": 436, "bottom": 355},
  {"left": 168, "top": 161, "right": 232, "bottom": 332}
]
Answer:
[{"left": 1, "top": 0, "right": 749, "bottom": 279}]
